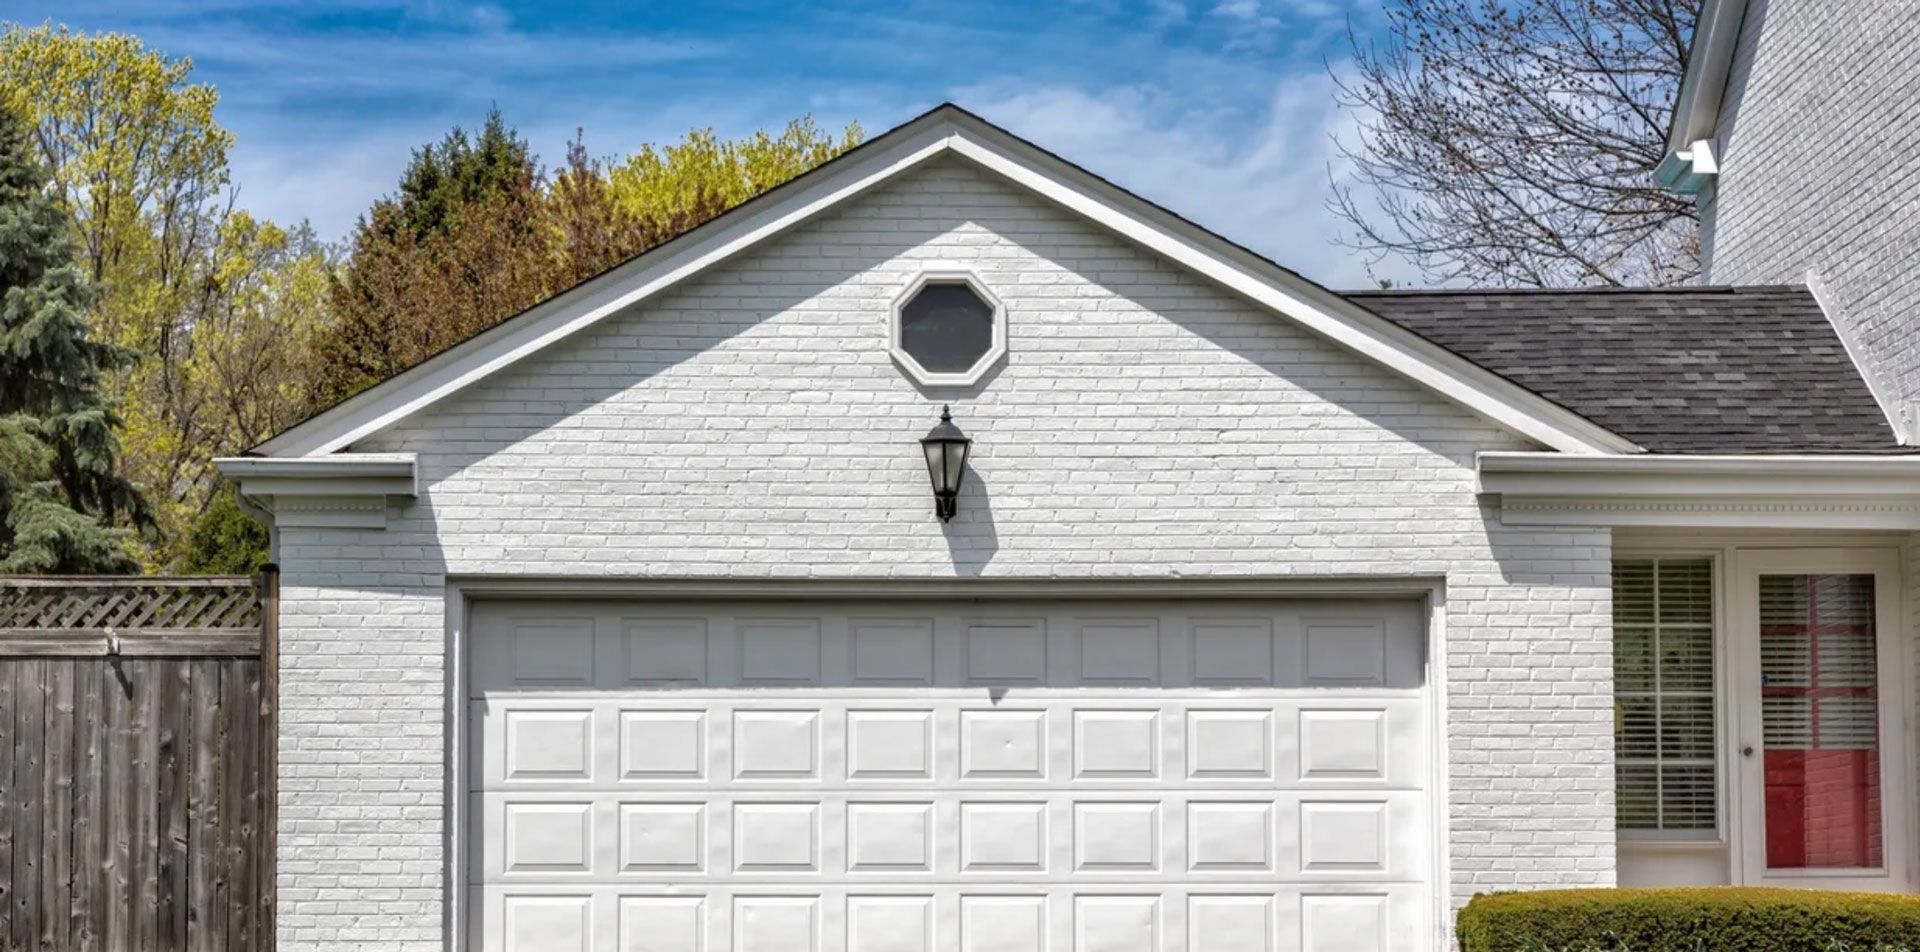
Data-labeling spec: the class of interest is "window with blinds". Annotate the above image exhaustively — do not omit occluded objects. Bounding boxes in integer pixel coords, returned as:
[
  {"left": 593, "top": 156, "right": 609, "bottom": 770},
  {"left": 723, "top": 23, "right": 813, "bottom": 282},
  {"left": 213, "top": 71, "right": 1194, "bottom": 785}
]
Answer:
[{"left": 1614, "top": 557, "right": 1717, "bottom": 836}]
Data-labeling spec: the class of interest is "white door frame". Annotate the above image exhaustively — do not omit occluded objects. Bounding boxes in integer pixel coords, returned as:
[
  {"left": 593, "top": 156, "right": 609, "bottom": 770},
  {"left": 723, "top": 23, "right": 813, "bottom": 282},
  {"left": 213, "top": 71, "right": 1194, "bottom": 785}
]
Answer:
[
  {"left": 439, "top": 576, "right": 1453, "bottom": 952},
  {"left": 1729, "top": 547, "right": 1913, "bottom": 890}
]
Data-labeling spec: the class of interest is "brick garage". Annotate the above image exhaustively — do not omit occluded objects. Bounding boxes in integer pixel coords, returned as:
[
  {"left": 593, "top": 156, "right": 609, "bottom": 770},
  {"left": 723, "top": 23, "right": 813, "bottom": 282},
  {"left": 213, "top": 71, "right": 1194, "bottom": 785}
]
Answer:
[{"left": 221, "top": 106, "right": 1920, "bottom": 951}]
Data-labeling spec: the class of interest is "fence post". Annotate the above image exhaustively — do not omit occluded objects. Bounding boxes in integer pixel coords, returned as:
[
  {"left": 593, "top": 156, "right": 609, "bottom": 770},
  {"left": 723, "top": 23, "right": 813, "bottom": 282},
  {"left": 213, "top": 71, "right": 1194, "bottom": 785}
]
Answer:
[{"left": 258, "top": 564, "right": 279, "bottom": 952}]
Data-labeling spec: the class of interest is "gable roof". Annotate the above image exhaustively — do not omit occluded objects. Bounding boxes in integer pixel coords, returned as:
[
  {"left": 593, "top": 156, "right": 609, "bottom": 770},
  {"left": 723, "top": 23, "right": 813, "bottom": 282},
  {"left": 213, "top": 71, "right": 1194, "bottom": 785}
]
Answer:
[
  {"left": 254, "top": 103, "right": 1637, "bottom": 458},
  {"left": 1350, "top": 286, "right": 1906, "bottom": 455}
]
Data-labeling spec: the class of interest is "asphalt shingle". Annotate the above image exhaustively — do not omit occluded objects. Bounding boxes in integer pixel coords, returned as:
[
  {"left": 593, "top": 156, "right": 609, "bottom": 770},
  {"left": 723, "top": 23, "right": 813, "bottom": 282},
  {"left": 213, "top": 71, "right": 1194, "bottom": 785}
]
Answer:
[{"left": 1346, "top": 285, "right": 1906, "bottom": 454}]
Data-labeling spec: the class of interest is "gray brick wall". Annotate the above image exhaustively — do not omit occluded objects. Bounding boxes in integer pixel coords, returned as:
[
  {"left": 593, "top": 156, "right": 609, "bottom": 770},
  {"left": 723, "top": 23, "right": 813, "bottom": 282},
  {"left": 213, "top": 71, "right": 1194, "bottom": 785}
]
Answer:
[
  {"left": 273, "top": 157, "right": 1616, "bottom": 948},
  {"left": 1702, "top": 0, "right": 1920, "bottom": 426}
]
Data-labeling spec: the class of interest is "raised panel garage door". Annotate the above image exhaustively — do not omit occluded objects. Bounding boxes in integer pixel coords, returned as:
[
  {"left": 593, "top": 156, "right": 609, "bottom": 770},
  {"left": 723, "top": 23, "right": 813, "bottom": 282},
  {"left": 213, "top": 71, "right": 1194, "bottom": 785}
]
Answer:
[{"left": 469, "top": 598, "right": 1435, "bottom": 952}]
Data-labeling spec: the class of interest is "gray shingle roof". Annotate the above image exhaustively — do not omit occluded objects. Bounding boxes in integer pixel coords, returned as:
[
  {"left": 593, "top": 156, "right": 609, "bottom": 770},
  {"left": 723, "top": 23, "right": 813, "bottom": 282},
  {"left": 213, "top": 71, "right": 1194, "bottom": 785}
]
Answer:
[{"left": 1346, "top": 285, "right": 1906, "bottom": 454}]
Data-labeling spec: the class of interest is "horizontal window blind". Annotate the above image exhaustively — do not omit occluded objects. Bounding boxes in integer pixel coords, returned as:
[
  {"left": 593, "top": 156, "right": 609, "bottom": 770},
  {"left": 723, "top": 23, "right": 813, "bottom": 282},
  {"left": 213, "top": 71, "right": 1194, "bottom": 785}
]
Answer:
[
  {"left": 1760, "top": 574, "right": 1880, "bottom": 752},
  {"left": 1614, "top": 557, "right": 1717, "bottom": 835}
]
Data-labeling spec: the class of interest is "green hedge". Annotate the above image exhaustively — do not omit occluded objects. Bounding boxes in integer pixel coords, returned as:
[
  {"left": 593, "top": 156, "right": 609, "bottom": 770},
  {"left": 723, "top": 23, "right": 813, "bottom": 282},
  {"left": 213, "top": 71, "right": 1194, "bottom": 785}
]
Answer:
[{"left": 1457, "top": 887, "right": 1920, "bottom": 952}]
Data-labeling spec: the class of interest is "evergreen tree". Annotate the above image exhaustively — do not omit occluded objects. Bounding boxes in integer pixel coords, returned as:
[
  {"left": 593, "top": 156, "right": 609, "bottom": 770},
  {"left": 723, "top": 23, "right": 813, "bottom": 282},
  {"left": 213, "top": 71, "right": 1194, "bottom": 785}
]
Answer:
[
  {"left": 0, "top": 106, "right": 148, "bottom": 573},
  {"left": 175, "top": 484, "right": 268, "bottom": 575}
]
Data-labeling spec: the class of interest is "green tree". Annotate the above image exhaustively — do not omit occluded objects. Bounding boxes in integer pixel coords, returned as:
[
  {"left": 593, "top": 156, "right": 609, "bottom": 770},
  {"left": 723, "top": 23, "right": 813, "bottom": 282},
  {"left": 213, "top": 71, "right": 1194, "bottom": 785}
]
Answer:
[
  {"left": 2, "top": 25, "right": 329, "bottom": 569},
  {"left": 0, "top": 105, "right": 147, "bottom": 572},
  {"left": 174, "top": 484, "right": 267, "bottom": 574},
  {"left": 606, "top": 117, "right": 862, "bottom": 235},
  {"left": 0, "top": 24, "right": 231, "bottom": 317},
  {"left": 313, "top": 114, "right": 862, "bottom": 405},
  {"left": 316, "top": 111, "right": 547, "bottom": 403},
  {"left": 392, "top": 107, "right": 535, "bottom": 240}
]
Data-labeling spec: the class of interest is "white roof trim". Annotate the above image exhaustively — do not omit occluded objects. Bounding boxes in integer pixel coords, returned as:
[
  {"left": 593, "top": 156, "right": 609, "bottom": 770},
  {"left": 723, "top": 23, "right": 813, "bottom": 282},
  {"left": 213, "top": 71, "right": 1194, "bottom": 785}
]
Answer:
[
  {"left": 1805, "top": 273, "right": 1911, "bottom": 444},
  {"left": 256, "top": 105, "right": 1637, "bottom": 458},
  {"left": 1480, "top": 450, "right": 1920, "bottom": 529},
  {"left": 215, "top": 453, "right": 417, "bottom": 530}
]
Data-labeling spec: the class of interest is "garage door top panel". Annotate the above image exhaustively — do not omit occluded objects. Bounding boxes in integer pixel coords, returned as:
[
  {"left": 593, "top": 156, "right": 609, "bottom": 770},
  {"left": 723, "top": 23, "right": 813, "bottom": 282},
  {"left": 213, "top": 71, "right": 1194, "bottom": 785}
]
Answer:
[{"left": 469, "top": 599, "right": 1425, "bottom": 696}]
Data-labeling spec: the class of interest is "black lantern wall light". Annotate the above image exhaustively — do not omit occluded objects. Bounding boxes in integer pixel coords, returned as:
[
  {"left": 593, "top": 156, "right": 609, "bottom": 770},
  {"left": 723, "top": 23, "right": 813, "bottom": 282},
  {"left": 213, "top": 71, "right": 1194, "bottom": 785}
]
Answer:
[{"left": 919, "top": 405, "right": 972, "bottom": 522}]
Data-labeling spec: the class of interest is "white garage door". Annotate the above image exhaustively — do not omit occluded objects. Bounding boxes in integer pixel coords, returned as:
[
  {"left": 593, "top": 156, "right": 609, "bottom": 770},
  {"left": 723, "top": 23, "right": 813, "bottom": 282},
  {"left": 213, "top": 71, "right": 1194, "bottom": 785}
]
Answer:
[{"left": 468, "top": 598, "right": 1434, "bottom": 952}]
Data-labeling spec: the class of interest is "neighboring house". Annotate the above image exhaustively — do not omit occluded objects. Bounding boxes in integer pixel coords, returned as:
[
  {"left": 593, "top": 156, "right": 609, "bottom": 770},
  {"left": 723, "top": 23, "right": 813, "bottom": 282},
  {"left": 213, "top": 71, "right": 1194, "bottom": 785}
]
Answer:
[
  {"left": 220, "top": 104, "right": 1920, "bottom": 952},
  {"left": 1661, "top": 0, "right": 1920, "bottom": 434}
]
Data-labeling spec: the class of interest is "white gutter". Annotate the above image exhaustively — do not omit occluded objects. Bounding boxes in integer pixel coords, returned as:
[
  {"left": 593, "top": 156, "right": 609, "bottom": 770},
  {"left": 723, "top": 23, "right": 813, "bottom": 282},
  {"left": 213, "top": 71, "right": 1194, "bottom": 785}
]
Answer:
[
  {"left": 1478, "top": 451, "right": 1920, "bottom": 529},
  {"left": 1656, "top": 0, "right": 1751, "bottom": 195}
]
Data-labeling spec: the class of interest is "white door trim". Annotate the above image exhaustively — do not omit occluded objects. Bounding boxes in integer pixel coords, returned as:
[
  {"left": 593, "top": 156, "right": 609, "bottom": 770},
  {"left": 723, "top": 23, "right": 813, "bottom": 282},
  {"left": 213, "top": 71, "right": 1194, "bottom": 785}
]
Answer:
[
  {"left": 439, "top": 578, "right": 1452, "bottom": 952},
  {"left": 1729, "top": 547, "right": 1914, "bottom": 890}
]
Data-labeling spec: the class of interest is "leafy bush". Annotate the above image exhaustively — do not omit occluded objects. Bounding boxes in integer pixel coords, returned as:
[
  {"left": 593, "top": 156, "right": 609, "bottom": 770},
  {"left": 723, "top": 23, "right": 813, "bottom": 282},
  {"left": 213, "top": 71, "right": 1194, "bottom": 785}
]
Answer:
[{"left": 1457, "top": 887, "right": 1920, "bottom": 952}]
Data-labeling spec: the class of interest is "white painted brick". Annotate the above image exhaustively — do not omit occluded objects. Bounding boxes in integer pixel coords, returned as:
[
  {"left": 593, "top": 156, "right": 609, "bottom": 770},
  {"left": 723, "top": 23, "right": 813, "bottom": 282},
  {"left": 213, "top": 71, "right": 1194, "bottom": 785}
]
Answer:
[
  {"left": 1704, "top": 0, "right": 1920, "bottom": 414},
  {"left": 273, "top": 157, "right": 1614, "bottom": 948}
]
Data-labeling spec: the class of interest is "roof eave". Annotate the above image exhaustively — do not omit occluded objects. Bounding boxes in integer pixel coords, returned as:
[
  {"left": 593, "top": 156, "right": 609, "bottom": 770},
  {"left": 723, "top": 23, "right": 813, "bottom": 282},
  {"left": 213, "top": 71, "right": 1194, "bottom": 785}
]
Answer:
[
  {"left": 1480, "top": 450, "right": 1920, "bottom": 529},
  {"left": 215, "top": 453, "right": 418, "bottom": 530}
]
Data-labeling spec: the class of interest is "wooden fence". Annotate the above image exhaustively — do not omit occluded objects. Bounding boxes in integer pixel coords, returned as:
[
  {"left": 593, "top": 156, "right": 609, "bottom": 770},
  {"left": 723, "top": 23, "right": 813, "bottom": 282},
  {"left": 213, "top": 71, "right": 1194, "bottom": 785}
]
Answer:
[{"left": 0, "top": 571, "right": 277, "bottom": 952}]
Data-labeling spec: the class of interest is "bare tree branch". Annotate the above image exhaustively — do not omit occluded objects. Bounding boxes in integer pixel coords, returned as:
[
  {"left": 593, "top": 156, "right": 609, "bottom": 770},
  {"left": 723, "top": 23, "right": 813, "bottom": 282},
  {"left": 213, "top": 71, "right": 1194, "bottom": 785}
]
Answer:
[{"left": 1331, "top": 0, "right": 1701, "bottom": 287}]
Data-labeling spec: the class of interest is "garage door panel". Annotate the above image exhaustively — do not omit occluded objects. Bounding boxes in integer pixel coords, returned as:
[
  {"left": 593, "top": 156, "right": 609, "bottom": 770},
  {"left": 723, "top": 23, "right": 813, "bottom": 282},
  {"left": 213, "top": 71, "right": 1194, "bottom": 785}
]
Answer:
[
  {"left": 473, "top": 885, "right": 1431, "bottom": 952},
  {"left": 471, "top": 599, "right": 1434, "bottom": 952},
  {"left": 474, "top": 697, "right": 1429, "bottom": 792},
  {"left": 474, "top": 602, "right": 1423, "bottom": 693},
  {"left": 472, "top": 791, "right": 1430, "bottom": 885}
]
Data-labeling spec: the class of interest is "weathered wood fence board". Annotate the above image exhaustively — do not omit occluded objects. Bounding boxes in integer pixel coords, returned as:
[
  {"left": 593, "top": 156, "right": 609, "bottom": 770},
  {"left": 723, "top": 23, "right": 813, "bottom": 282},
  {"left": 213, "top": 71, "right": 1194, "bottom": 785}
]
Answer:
[{"left": 0, "top": 574, "right": 275, "bottom": 952}]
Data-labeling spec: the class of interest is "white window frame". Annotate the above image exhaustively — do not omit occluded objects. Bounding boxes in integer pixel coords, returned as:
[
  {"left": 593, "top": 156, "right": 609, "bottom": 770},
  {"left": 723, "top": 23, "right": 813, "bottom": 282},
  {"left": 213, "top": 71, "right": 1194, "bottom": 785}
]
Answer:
[
  {"left": 1612, "top": 550, "right": 1728, "bottom": 845},
  {"left": 887, "top": 267, "right": 1008, "bottom": 387}
]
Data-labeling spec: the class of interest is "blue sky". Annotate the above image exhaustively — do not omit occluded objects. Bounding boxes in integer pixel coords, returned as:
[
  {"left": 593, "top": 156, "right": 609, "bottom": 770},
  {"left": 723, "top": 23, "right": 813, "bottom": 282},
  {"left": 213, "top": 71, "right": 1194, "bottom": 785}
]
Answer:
[{"left": 9, "top": 0, "right": 1416, "bottom": 287}]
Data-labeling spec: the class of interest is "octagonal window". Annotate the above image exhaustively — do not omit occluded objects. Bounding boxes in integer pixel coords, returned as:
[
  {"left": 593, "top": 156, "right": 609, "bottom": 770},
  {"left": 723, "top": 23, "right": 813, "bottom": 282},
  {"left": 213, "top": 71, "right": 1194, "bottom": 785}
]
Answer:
[{"left": 900, "top": 282, "right": 995, "bottom": 373}]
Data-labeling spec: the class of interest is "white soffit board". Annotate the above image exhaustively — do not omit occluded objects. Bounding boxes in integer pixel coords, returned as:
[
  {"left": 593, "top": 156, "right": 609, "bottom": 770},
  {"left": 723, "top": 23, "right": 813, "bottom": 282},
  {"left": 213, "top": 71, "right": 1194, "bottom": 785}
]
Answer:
[
  {"left": 1480, "top": 451, "right": 1920, "bottom": 529},
  {"left": 256, "top": 106, "right": 1635, "bottom": 459},
  {"left": 466, "top": 597, "right": 1436, "bottom": 952}
]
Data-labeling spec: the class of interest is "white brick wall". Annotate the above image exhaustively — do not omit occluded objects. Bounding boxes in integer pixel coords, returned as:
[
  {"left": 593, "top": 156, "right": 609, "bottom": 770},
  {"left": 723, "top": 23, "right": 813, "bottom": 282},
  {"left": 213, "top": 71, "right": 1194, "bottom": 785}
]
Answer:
[
  {"left": 274, "top": 157, "right": 1615, "bottom": 948},
  {"left": 1702, "top": 0, "right": 1920, "bottom": 421}
]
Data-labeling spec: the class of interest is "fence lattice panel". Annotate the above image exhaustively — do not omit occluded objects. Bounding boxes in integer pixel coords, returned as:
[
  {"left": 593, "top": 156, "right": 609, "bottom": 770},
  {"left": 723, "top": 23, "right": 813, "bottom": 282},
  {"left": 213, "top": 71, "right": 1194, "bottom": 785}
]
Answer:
[{"left": 0, "top": 578, "right": 264, "bottom": 657}]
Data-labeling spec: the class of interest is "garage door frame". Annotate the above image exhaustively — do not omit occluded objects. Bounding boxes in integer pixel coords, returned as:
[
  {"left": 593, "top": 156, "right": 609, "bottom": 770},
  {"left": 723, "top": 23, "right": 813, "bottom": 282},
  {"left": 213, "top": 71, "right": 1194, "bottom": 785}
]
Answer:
[{"left": 440, "top": 576, "right": 1453, "bottom": 952}]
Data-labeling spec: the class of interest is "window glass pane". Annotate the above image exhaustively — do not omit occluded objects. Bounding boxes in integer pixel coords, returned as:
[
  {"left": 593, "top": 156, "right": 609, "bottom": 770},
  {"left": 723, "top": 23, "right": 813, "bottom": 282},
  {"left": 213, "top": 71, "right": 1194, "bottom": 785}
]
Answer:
[
  {"left": 1658, "top": 696, "right": 1715, "bottom": 760},
  {"left": 1613, "top": 561, "right": 1655, "bottom": 625},
  {"left": 1658, "top": 561, "right": 1714, "bottom": 625},
  {"left": 1616, "top": 763, "right": 1659, "bottom": 829},
  {"left": 1658, "top": 625, "right": 1713, "bottom": 692},
  {"left": 1759, "top": 573, "right": 1882, "bottom": 869},
  {"left": 1616, "top": 697, "right": 1657, "bottom": 759},
  {"left": 1613, "top": 625, "right": 1654, "bottom": 692},
  {"left": 1612, "top": 557, "right": 1716, "bottom": 835},
  {"left": 900, "top": 282, "right": 993, "bottom": 372},
  {"left": 1660, "top": 764, "right": 1718, "bottom": 830}
]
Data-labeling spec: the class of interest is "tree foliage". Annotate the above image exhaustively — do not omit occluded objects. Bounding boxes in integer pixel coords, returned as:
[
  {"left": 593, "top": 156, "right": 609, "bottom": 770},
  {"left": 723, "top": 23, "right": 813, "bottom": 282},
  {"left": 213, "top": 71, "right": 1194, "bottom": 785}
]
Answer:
[
  {"left": 606, "top": 116, "right": 863, "bottom": 235},
  {"left": 1332, "top": 0, "right": 1701, "bottom": 287},
  {"left": 1, "top": 24, "right": 331, "bottom": 568},
  {"left": 174, "top": 483, "right": 269, "bottom": 575},
  {"left": 313, "top": 114, "right": 863, "bottom": 404},
  {"left": 3, "top": 21, "right": 866, "bottom": 573},
  {"left": 0, "top": 105, "right": 147, "bottom": 573},
  {"left": 315, "top": 111, "right": 550, "bottom": 403}
]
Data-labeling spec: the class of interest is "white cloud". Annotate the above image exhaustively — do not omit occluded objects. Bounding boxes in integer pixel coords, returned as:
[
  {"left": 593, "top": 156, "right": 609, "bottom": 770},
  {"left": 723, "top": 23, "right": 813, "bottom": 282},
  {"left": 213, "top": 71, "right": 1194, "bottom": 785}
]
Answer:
[
  {"left": 224, "top": 127, "right": 420, "bottom": 241},
  {"left": 954, "top": 76, "right": 1418, "bottom": 289}
]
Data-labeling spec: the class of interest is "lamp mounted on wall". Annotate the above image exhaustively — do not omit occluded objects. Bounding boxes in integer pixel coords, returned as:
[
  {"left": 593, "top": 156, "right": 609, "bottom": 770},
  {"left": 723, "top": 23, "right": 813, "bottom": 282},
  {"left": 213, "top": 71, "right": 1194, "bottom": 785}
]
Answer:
[{"left": 919, "top": 405, "right": 972, "bottom": 522}]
